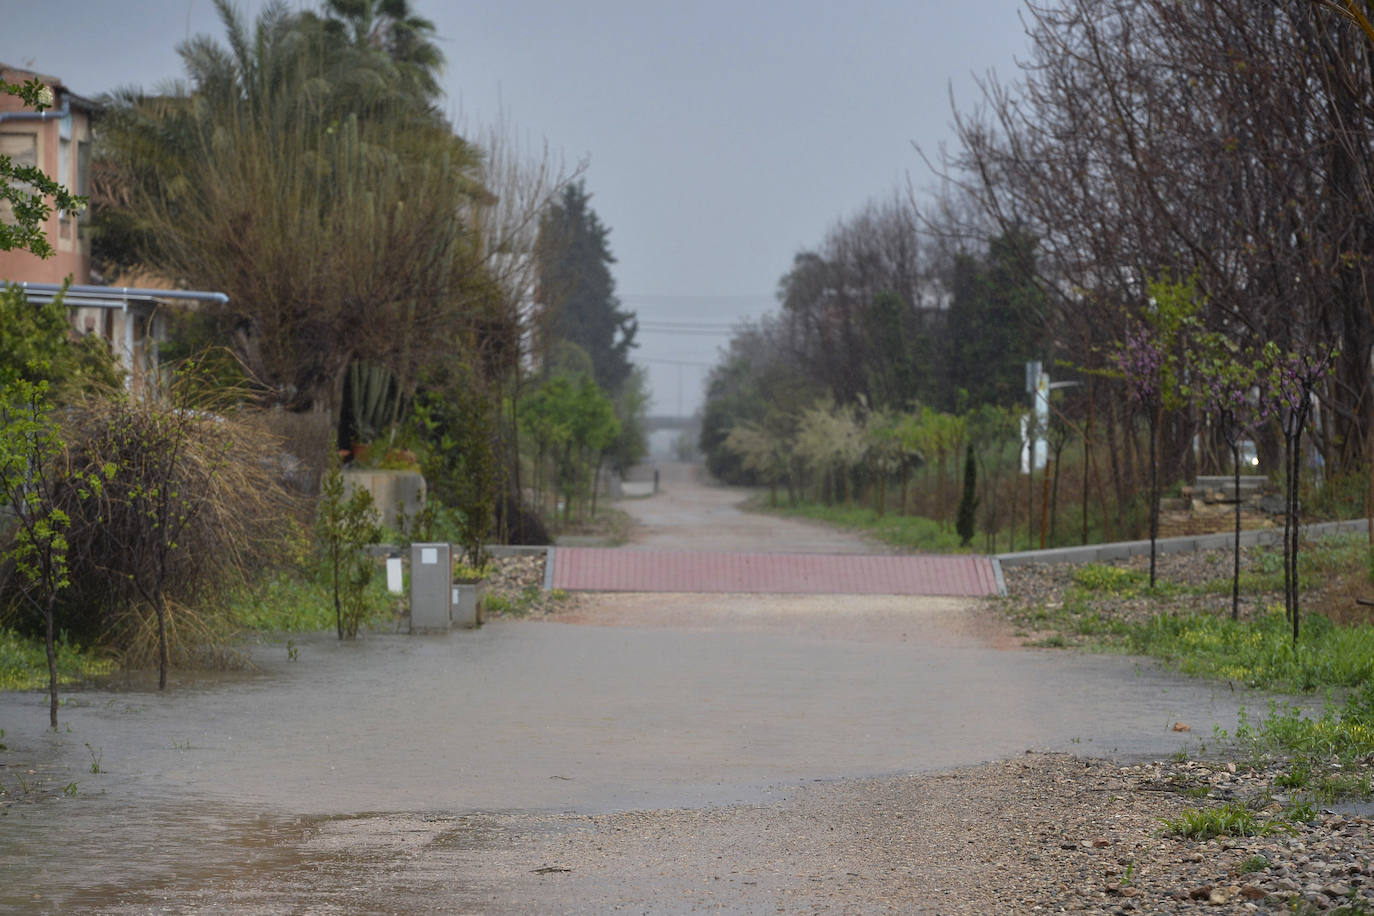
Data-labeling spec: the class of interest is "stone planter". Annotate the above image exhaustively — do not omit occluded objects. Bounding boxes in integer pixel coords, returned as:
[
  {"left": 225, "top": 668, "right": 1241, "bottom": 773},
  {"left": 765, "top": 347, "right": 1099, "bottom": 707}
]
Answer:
[{"left": 452, "top": 579, "right": 486, "bottom": 629}]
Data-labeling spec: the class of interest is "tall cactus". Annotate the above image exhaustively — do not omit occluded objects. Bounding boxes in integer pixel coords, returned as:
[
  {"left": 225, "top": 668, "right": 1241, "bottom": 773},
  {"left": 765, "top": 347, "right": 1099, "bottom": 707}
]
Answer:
[{"left": 347, "top": 361, "right": 398, "bottom": 442}]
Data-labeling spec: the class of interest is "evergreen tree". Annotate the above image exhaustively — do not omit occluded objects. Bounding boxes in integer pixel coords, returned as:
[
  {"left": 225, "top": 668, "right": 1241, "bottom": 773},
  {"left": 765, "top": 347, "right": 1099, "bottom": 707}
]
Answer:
[
  {"left": 535, "top": 181, "right": 638, "bottom": 394},
  {"left": 956, "top": 444, "right": 978, "bottom": 547},
  {"left": 946, "top": 227, "right": 1047, "bottom": 409}
]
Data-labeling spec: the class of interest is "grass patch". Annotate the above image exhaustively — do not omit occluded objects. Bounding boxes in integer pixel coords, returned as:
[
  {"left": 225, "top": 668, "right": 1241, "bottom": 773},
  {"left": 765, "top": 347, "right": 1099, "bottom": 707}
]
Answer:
[
  {"left": 1210, "top": 682, "right": 1374, "bottom": 817},
  {"left": 485, "top": 585, "right": 545, "bottom": 617},
  {"left": 229, "top": 566, "right": 399, "bottom": 634},
  {"left": 0, "top": 628, "right": 115, "bottom": 691},
  {"left": 1121, "top": 611, "right": 1374, "bottom": 691},
  {"left": 1071, "top": 563, "right": 1188, "bottom": 599},
  {"left": 750, "top": 499, "right": 966, "bottom": 552},
  {"left": 1236, "top": 686, "right": 1374, "bottom": 770},
  {"left": 1160, "top": 802, "right": 1287, "bottom": 839}
]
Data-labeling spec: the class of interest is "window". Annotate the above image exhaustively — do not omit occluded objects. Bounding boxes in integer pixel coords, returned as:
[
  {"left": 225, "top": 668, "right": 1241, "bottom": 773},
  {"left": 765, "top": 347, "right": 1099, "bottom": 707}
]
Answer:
[
  {"left": 76, "top": 139, "right": 90, "bottom": 223},
  {"left": 0, "top": 131, "right": 38, "bottom": 225}
]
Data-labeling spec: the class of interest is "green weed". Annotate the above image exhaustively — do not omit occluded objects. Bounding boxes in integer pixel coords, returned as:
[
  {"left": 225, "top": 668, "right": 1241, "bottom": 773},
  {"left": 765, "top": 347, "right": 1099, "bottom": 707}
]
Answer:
[
  {"left": 229, "top": 566, "right": 394, "bottom": 634},
  {"left": 84, "top": 742, "right": 102, "bottom": 774},
  {"left": 0, "top": 627, "right": 115, "bottom": 691},
  {"left": 1160, "top": 802, "right": 1285, "bottom": 839},
  {"left": 1285, "top": 797, "right": 1318, "bottom": 823},
  {"left": 1239, "top": 855, "right": 1270, "bottom": 874},
  {"left": 1120, "top": 611, "right": 1374, "bottom": 690},
  {"left": 1072, "top": 563, "right": 1147, "bottom": 595}
]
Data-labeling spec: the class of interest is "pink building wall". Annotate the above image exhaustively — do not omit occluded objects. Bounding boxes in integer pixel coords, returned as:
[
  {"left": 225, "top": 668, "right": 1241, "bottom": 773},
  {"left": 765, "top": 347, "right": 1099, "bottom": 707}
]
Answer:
[{"left": 0, "top": 64, "right": 94, "bottom": 286}]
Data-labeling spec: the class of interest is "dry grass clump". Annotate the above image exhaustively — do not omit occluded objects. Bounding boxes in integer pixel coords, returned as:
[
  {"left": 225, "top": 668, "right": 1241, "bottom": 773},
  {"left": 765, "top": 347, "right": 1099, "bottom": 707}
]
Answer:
[{"left": 1, "top": 375, "right": 303, "bottom": 671}]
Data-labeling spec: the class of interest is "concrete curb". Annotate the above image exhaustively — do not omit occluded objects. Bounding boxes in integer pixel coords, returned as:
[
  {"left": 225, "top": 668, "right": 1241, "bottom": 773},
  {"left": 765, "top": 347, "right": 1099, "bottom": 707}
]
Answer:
[
  {"left": 543, "top": 547, "right": 557, "bottom": 591},
  {"left": 990, "top": 556, "right": 1007, "bottom": 598},
  {"left": 995, "top": 518, "right": 1372, "bottom": 568}
]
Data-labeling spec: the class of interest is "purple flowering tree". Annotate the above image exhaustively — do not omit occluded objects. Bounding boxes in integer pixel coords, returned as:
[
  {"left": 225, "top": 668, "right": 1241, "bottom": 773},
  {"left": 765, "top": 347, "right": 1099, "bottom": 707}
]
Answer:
[
  {"left": 1262, "top": 342, "right": 1336, "bottom": 642},
  {"left": 1107, "top": 277, "right": 1199, "bottom": 588},
  {"left": 1192, "top": 339, "right": 1269, "bottom": 620},
  {"left": 1110, "top": 320, "right": 1166, "bottom": 586}
]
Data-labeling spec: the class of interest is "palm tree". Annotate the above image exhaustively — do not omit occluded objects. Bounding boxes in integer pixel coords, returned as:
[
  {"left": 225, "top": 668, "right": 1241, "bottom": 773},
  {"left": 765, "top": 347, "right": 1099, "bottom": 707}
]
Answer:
[
  {"left": 94, "top": 0, "right": 486, "bottom": 420},
  {"left": 314, "top": 0, "right": 446, "bottom": 102}
]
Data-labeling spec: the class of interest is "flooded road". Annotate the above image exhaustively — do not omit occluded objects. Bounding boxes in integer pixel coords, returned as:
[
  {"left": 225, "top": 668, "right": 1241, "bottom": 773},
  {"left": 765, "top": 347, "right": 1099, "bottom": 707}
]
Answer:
[{"left": 0, "top": 464, "right": 1280, "bottom": 912}]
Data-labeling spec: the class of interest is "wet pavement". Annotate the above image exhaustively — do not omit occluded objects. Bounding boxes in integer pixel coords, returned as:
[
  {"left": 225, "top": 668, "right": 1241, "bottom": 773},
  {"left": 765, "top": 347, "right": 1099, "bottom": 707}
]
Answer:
[{"left": 0, "top": 463, "right": 1291, "bottom": 912}]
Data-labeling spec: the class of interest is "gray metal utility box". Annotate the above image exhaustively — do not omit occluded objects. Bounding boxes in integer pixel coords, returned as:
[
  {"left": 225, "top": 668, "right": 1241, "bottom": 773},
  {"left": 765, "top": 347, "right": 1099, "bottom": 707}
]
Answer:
[{"left": 409, "top": 542, "right": 452, "bottom": 633}]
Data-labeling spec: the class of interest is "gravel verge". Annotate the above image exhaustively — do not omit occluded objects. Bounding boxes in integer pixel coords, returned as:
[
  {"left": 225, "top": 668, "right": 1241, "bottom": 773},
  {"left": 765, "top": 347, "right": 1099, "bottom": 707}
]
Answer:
[{"left": 447, "top": 753, "right": 1371, "bottom": 914}]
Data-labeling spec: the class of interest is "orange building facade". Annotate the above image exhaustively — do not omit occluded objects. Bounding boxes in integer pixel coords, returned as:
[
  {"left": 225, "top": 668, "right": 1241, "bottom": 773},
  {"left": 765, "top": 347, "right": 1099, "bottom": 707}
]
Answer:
[{"left": 0, "top": 63, "right": 95, "bottom": 286}]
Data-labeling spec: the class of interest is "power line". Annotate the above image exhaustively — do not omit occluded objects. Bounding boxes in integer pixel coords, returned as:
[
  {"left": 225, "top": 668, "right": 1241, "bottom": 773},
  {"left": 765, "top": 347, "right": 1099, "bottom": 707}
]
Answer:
[
  {"left": 639, "top": 357, "right": 712, "bottom": 367},
  {"left": 637, "top": 326, "right": 735, "bottom": 336},
  {"left": 621, "top": 292, "right": 773, "bottom": 301},
  {"left": 637, "top": 319, "right": 739, "bottom": 329}
]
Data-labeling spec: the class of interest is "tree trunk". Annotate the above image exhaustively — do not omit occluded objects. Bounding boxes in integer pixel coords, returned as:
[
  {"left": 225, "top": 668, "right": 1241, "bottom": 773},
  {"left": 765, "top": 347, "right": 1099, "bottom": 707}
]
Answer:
[
  {"left": 156, "top": 589, "right": 169, "bottom": 691},
  {"left": 1288, "top": 417, "right": 1307, "bottom": 642},
  {"left": 45, "top": 594, "right": 57, "bottom": 729},
  {"left": 1082, "top": 404, "right": 1093, "bottom": 545},
  {"left": 1231, "top": 441, "right": 1242, "bottom": 621},
  {"left": 333, "top": 539, "right": 344, "bottom": 640},
  {"left": 1105, "top": 401, "right": 1126, "bottom": 535},
  {"left": 590, "top": 451, "right": 604, "bottom": 518},
  {"left": 1009, "top": 462, "right": 1018, "bottom": 553},
  {"left": 1040, "top": 458, "right": 1052, "bottom": 549},
  {"left": 1148, "top": 408, "right": 1159, "bottom": 590}
]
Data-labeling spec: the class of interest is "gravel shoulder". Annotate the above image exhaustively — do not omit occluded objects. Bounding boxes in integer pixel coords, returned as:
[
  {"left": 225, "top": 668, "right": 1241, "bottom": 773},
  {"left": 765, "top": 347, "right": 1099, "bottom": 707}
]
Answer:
[{"left": 436, "top": 753, "right": 1371, "bottom": 915}]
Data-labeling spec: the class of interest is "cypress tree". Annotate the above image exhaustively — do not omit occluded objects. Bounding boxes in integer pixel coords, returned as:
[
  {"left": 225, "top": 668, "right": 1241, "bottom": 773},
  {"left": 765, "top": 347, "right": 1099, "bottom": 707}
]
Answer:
[{"left": 956, "top": 444, "right": 979, "bottom": 548}]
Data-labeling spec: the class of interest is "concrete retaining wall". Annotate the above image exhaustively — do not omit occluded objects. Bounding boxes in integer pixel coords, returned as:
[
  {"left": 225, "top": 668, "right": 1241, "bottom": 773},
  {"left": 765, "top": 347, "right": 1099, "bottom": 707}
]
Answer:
[
  {"left": 997, "top": 518, "right": 1372, "bottom": 567},
  {"left": 342, "top": 469, "right": 426, "bottom": 531}
]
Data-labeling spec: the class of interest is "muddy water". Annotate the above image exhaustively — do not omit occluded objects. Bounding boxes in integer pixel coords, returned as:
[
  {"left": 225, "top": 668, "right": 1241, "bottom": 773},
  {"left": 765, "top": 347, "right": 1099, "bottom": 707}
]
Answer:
[
  {"left": 3, "top": 609, "right": 1268, "bottom": 911},
  {"left": 0, "top": 465, "right": 1290, "bottom": 911}
]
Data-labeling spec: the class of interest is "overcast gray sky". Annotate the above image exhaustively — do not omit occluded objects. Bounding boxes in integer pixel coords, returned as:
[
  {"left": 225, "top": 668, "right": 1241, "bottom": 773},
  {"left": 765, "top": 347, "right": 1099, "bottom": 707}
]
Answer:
[{"left": 2, "top": 0, "right": 1031, "bottom": 415}]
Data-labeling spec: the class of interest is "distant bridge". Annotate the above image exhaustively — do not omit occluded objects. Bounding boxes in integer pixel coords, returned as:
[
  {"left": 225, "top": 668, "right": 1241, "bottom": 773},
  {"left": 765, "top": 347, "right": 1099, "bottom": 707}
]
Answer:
[{"left": 645, "top": 415, "right": 699, "bottom": 433}]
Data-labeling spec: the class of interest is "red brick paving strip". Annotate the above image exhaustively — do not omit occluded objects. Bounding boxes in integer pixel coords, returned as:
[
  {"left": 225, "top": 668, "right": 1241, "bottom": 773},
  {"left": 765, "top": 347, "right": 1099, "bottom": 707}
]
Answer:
[{"left": 550, "top": 548, "right": 1001, "bottom": 597}]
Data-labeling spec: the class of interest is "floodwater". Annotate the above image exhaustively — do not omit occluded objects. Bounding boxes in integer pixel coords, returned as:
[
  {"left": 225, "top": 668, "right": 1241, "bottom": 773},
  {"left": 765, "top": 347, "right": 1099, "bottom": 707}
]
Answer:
[{"left": 0, "top": 463, "right": 1292, "bottom": 912}]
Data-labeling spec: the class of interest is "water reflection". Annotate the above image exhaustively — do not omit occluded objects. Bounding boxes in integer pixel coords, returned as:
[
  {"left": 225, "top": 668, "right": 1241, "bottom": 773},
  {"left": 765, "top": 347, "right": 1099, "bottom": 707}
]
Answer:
[{"left": 0, "top": 610, "right": 1297, "bottom": 910}]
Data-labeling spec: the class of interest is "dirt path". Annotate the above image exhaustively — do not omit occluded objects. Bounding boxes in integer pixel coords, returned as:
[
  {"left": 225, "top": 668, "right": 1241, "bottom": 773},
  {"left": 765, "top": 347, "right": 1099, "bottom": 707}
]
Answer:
[
  {"left": 0, "top": 464, "right": 1289, "bottom": 913},
  {"left": 618, "top": 461, "right": 893, "bottom": 553}
]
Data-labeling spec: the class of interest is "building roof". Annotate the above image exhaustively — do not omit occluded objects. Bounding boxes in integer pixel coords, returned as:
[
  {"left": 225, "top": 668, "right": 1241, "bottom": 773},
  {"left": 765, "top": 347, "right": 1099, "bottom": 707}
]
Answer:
[
  {"left": 0, "top": 62, "right": 100, "bottom": 112},
  {"left": 12, "top": 282, "right": 229, "bottom": 309}
]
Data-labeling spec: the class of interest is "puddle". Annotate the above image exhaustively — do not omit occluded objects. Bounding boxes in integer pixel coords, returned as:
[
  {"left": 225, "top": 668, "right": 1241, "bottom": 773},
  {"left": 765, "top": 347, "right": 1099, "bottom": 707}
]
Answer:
[
  {"left": 1, "top": 610, "right": 1284, "bottom": 909},
  {"left": 1332, "top": 799, "right": 1374, "bottom": 818}
]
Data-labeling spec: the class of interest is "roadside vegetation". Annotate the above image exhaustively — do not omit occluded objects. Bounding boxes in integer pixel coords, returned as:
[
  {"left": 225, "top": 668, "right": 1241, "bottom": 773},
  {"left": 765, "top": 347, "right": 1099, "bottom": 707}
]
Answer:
[
  {"left": 1, "top": 1, "right": 645, "bottom": 725},
  {"left": 1003, "top": 535, "right": 1374, "bottom": 685},
  {"left": 749, "top": 497, "right": 968, "bottom": 552},
  {"left": 700, "top": 2, "right": 1374, "bottom": 834},
  {"left": 998, "top": 533, "right": 1374, "bottom": 820},
  {"left": 0, "top": 629, "right": 113, "bottom": 692}
]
